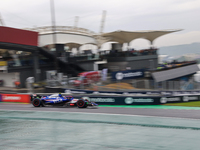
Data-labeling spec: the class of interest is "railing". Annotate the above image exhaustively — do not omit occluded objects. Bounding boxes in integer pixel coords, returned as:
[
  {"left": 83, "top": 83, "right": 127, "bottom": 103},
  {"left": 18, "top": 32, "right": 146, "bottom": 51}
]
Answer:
[{"left": 63, "top": 79, "right": 200, "bottom": 91}]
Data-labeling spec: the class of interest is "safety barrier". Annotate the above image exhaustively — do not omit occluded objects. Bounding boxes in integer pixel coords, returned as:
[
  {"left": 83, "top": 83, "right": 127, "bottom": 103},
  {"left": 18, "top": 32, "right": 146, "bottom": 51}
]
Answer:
[
  {"left": 1, "top": 93, "right": 200, "bottom": 105},
  {"left": 0, "top": 94, "right": 30, "bottom": 103},
  {"left": 73, "top": 95, "right": 200, "bottom": 105}
]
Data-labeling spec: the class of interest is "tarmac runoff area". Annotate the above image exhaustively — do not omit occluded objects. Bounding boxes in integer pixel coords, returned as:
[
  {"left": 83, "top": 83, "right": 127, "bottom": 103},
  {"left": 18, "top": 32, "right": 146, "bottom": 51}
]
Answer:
[{"left": 1, "top": 104, "right": 200, "bottom": 149}]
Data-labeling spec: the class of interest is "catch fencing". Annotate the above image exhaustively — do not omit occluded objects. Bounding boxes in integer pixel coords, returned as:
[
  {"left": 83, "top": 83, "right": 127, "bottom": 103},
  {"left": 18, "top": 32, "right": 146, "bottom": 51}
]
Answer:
[
  {"left": 45, "top": 75, "right": 200, "bottom": 91},
  {"left": 66, "top": 79, "right": 200, "bottom": 91}
]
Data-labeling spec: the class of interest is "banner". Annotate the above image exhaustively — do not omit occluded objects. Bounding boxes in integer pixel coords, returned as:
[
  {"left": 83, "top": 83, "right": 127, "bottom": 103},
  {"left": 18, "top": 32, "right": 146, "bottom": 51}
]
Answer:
[
  {"left": 112, "top": 69, "right": 145, "bottom": 80},
  {"left": 101, "top": 68, "right": 108, "bottom": 81},
  {"left": 74, "top": 96, "right": 159, "bottom": 105},
  {"left": 0, "top": 26, "right": 38, "bottom": 46},
  {"left": 1, "top": 94, "right": 30, "bottom": 103},
  {"left": 159, "top": 95, "right": 200, "bottom": 104},
  {"left": 0, "top": 61, "right": 7, "bottom": 66},
  {"left": 74, "top": 95, "right": 200, "bottom": 105}
]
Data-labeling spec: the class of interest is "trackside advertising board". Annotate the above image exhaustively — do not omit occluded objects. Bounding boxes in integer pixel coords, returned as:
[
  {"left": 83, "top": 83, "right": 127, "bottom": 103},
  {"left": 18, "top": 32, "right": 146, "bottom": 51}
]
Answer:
[
  {"left": 74, "top": 96, "right": 160, "bottom": 105},
  {"left": 112, "top": 69, "right": 144, "bottom": 80},
  {"left": 72, "top": 95, "right": 200, "bottom": 105},
  {"left": 0, "top": 94, "right": 30, "bottom": 103},
  {"left": 0, "top": 26, "right": 38, "bottom": 46}
]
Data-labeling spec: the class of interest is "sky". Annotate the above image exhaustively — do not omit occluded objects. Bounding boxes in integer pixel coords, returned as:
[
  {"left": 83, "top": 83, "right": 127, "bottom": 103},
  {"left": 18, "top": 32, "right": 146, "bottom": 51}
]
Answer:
[{"left": 0, "top": 0, "right": 200, "bottom": 49}]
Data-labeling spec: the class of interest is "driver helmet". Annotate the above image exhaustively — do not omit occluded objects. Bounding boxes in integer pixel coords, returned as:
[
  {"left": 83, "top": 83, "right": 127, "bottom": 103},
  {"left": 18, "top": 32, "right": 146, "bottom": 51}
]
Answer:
[{"left": 59, "top": 93, "right": 62, "bottom": 97}]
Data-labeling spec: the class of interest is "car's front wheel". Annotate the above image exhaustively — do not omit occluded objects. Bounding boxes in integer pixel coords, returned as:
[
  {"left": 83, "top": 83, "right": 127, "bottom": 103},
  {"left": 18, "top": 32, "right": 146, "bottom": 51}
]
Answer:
[{"left": 77, "top": 99, "right": 87, "bottom": 108}]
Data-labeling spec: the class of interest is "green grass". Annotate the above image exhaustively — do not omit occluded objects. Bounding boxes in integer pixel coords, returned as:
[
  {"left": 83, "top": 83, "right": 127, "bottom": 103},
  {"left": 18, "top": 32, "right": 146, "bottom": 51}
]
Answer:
[{"left": 164, "top": 101, "right": 200, "bottom": 107}]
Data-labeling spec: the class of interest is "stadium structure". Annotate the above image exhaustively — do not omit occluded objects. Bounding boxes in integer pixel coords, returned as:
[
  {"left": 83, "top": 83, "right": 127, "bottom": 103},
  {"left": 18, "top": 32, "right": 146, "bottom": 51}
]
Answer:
[{"left": 0, "top": 22, "right": 199, "bottom": 89}]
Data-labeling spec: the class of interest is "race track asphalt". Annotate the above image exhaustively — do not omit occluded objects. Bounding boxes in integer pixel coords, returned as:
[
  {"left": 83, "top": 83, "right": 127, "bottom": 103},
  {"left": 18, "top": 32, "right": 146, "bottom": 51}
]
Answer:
[
  {"left": 1, "top": 103, "right": 200, "bottom": 150},
  {"left": 1, "top": 103, "right": 200, "bottom": 119}
]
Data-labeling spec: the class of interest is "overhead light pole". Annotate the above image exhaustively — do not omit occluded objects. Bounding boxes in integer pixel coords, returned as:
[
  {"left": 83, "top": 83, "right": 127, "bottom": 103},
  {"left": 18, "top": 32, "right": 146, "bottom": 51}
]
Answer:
[
  {"left": 50, "top": 0, "right": 59, "bottom": 72},
  {"left": 99, "top": 10, "right": 106, "bottom": 34},
  {"left": 0, "top": 13, "right": 5, "bottom": 26}
]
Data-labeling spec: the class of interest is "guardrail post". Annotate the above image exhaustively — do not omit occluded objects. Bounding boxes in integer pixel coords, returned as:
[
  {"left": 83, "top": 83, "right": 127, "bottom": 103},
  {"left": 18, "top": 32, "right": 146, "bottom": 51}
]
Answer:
[
  {"left": 145, "top": 79, "right": 149, "bottom": 89},
  {"left": 33, "top": 51, "right": 40, "bottom": 82},
  {"left": 154, "top": 81, "right": 158, "bottom": 90}
]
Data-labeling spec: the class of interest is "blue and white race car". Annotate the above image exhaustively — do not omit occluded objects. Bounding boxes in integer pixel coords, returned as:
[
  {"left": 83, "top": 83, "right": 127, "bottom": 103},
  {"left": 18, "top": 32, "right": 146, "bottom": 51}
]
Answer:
[{"left": 31, "top": 93, "right": 98, "bottom": 108}]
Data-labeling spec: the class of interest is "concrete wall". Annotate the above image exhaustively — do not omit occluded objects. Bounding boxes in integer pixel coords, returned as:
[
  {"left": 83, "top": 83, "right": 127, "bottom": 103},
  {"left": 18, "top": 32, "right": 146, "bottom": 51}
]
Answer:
[
  {"left": 78, "top": 61, "right": 95, "bottom": 71},
  {"left": 8, "top": 65, "right": 54, "bottom": 88},
  {"left": 106, "top": 55, "right": 158, "bottom": 72},
  {"left": 105, "top": 59, "right": 157, "bottom": 72},
  {"left": 104, "top": 62, "right": 128, "bottom": 72},
  {"left": 0, "top": 72, "right": 19, "bottom": 87},
  {"left": 128, "top": 59, "right": 158, "bottom": 70}
]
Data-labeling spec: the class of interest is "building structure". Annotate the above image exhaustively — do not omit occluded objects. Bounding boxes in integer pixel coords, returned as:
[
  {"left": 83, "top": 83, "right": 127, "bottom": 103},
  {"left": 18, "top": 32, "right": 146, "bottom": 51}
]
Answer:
[{"left": 1, "top": 25, "right": 196, "bottom": 89}]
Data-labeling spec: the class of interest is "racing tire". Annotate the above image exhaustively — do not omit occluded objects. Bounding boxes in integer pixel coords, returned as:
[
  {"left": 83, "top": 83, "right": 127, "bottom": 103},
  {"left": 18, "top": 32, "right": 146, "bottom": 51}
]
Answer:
[
  {"left": 77, "top": 99, "right": 86, "bottom": 108},
  {"left": 32, "top": 98, "right": 41, "bottom": 107}
]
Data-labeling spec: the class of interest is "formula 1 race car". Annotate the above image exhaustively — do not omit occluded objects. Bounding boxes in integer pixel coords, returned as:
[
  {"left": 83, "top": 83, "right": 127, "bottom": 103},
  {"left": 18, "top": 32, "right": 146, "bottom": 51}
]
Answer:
[{"left": 31, "top": 93, "right": 98, "bottom": 108}]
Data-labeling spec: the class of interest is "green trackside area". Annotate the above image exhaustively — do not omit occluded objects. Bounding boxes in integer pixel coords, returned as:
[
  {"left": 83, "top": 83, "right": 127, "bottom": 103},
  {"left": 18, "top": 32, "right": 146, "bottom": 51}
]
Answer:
[
  {"left": 164, "top": 101, "right": 200, "bottom": 107},
  {"left": 98, "top": 105, "right": 200, "bottom": 110},
  {"left": 0, "top": 110, "right": 200, "bottom": 150}
]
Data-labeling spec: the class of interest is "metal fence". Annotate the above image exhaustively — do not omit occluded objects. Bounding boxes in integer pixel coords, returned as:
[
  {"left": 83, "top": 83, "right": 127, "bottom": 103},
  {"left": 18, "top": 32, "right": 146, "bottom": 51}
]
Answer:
[
  {"left": 66, "top": 79, "right": 200, "bottom": 91},
  {"left": 132, "top": 80, "right": 200, "bottom": 91},
  {"left": 46, "top": 76, "right": 200, "bottom": 91}
]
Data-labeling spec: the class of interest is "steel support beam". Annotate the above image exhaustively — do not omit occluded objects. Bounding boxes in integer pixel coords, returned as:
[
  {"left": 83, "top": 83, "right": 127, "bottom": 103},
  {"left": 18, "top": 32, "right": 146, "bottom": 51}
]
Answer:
[{"left": 33, "top": 51, "right": 40, "bottom": 82}]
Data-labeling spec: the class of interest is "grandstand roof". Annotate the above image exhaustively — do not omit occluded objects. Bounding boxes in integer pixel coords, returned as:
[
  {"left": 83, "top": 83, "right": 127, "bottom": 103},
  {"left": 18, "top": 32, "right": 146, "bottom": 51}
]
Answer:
[
  {"left": 101, "top": 29, "right": 182, "bottom": 44},
  {"left": 25, "top": 26, "right": 182, "bottom": 48}
]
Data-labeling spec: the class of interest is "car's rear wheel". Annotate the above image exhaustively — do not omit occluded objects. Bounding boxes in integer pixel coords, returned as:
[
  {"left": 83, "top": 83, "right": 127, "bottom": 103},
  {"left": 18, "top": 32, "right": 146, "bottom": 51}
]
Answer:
[
  {"left": 77, "top": 99, "right": 86, "bottom": 108},
  {"left": 32, "top": 98, "right": 41, "bottom": 107}
]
